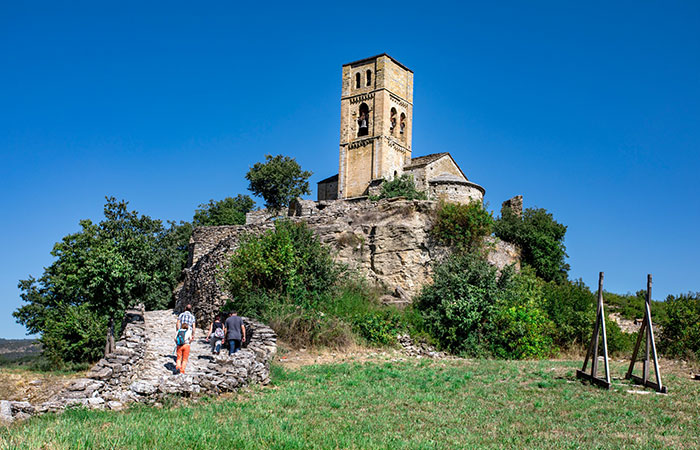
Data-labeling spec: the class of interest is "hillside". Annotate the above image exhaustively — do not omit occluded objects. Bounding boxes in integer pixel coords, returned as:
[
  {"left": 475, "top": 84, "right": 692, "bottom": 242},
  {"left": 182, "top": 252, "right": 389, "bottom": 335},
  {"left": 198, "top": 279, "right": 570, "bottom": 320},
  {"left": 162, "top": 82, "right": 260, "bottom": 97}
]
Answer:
[{"left": 0, "top": 339, "right": 40, "bottom": 362}]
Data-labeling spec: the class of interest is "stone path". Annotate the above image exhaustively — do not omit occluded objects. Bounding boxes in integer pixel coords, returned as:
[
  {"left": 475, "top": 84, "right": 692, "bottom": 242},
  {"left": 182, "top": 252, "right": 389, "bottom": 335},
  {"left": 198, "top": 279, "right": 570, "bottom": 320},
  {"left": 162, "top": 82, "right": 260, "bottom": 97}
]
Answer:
[{"left": 138, "top": 310, "right": 215, "bottom": 385}]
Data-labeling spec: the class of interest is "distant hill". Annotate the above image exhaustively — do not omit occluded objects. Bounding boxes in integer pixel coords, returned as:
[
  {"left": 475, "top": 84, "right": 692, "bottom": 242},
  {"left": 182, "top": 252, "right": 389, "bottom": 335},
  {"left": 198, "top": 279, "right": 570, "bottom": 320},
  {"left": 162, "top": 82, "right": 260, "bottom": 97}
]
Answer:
[{"left": 0, "top": 338, "right": 41, "bottom": 361}]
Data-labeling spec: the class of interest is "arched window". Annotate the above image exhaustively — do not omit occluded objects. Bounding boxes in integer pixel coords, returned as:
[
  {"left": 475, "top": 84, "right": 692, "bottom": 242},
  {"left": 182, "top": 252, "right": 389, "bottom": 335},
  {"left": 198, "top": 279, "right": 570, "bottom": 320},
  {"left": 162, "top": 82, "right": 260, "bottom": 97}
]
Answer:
[
  {"left": 400, "top": 113, "right": 406, "bottom": 137},
  {"left": 390, "top": 108, "right": 397, "bottom": 134},
  {"left": 366, "top": 70, "right": 372, "bottom": 86},
  {"left": 355, "top": 73, "right": 361, "bottom": 89},
  {"left": 357, "top": 103, "right": 369, "bottom": 137}
]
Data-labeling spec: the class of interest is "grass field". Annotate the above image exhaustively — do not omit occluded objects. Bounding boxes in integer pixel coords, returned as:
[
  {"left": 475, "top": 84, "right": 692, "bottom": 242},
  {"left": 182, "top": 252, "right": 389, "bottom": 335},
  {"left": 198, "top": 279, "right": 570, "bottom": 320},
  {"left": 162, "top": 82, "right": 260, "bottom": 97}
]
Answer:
[{"left": 1, "top": 358, "right": 699, "bottom": 449}]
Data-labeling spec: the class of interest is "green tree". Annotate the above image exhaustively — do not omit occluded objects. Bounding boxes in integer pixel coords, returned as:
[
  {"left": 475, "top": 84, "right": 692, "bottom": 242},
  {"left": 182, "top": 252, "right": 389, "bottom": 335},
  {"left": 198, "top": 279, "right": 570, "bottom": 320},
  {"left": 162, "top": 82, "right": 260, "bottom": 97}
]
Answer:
[
  {"left": 245, "top": 154, "right": 312, "bottom": 214},
  {"left": 660, "top": 292, "right": 700, "bottom": 359},
  {"left": 494, "top": 207, "right": 570, "bottom": 283},
  {"left": 193, "top": 195, "right": 255, "bottom": 226},
  {"left": 372, "top": 174, "right": 427, "bottom": 200},
  {"left": 13, "top": 197, "right": 186, "bottom": 365}
]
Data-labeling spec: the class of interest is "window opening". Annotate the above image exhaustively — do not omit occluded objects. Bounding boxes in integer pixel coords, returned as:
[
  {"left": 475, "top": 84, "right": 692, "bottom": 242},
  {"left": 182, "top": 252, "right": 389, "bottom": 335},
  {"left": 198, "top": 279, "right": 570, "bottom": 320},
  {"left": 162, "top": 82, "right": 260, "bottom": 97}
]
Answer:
[
  {"left": 400, "top": 113, "right": 406, "bottom": 137},
  {"left": 390, "top": 108, "right": 397, "bottom": 135},
  {"left": 357, "top": 103, "right": 369, "bottom": 137},
  {"left": 355, "top": 73, "right": 361, "bottom": 89},
  {"left": 366, "top": 70, "right": 372, "bottom": 86}
]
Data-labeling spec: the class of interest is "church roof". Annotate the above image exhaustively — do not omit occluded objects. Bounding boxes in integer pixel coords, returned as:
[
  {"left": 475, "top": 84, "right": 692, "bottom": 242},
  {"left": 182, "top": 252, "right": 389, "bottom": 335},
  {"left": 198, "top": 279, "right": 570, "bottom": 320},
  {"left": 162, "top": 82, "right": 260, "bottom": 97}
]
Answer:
[
  {"left": 317, "top": 174, "right": 339, "bottom": 184},
  {"left": 343, "top": 53, "right": 413, "bottom": 73},
  {"left": 404, "top": 152, "right": 450, "bottom": 169}
]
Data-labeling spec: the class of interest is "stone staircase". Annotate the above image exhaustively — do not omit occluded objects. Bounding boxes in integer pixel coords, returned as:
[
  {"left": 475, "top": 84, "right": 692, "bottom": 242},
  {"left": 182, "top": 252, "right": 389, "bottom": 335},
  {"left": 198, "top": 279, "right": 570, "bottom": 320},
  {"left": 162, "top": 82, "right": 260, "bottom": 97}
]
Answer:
[{"left": 0, "top": 308, "right": 277, "bottom": 423}]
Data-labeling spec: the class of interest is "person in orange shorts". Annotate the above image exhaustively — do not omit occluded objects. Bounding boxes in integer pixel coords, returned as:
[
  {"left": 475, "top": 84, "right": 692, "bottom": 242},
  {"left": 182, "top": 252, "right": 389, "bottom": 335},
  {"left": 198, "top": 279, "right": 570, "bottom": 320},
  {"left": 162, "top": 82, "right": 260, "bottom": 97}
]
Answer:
[{"left": 174, "top": 322, "right": 193, "bottom": 374}]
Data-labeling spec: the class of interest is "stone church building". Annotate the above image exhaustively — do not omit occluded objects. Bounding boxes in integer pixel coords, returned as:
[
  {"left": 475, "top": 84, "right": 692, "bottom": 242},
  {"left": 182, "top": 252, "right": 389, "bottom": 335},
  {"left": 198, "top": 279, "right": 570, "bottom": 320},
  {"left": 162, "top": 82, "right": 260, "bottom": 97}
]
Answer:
[{"left": 317, "top": 53, "right": 485, "bottom": 205}]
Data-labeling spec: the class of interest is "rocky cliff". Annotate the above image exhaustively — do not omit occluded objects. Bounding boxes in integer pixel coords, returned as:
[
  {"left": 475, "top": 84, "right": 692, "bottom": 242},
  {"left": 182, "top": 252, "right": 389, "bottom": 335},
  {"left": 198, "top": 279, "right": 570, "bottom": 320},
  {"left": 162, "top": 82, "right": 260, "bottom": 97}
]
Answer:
[{"left": 176, "top": 198, "right": 520, "bottom": 325}]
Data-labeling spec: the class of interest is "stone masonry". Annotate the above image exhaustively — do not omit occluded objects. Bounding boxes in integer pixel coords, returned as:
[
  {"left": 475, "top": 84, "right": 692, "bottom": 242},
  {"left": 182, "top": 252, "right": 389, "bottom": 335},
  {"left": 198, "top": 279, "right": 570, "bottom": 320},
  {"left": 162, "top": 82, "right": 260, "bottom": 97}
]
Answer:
[
  {"left": 177, "top": 198, "right": 520, "bottom": 327},
  {"left": 0, "top": 307, "right": 276, "bottom": 423}
]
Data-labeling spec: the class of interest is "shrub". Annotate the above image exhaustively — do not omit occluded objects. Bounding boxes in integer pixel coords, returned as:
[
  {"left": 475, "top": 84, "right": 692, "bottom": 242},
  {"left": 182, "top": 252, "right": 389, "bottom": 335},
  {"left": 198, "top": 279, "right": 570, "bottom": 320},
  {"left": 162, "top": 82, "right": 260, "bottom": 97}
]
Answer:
[
  {"left": 604, "top": 317, "right": 635, "bottom": 355},
  {"left": 415, "top": 252, "right": 514, "bottom": 356},
  {"left": 494, "top": 207, "right": 569, "bottom": 283},
  {"left": 659, "top": 292, "right": 700, "bottom": 359},
  {"left": 40, "top": 304, "right": 107, "bottom": 366},
  {"left": 431, "top": 201, "right": 493, "bottom": 252},
  {"left": 222, "top": 220, "right": 341, "bottom": 313},
  {"left": 371, "top": 174, "right": 427, "bottom": 201},
  {"left": 539, "top": 279, "right": 595, "bottom": 348},
  {"left": 492, "top": 268, "right": 556, "bottom": 359}
]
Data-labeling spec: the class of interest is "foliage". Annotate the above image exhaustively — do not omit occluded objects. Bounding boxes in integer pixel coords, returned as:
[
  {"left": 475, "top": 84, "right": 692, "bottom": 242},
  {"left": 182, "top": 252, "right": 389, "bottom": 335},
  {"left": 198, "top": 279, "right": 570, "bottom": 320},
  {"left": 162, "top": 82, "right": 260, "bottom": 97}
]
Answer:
[
  {"left": 39, "top": 304, "right": 107, "bottom": 365},
  {"left": 245, "top": 154, "right": 312, "bottom": 213},
  {"left": 222, "top": 220, "right": 341, "bottom": 311},
  {"left": 540, "top": 279, "right": 596, "bottom": 347},
  {"left": 660, "top": 292, "right": 700, "bottom": 359},
  {"left": 415, "top": 252, "right": 515, "bottom": 356},
  {"left": 604, "top": 317, "right": 635, "bottom": 355},
  {"left": 492, "top": 268, "right": 555, "bottom": 359},
  {"left": 13, "top": 197, "right": 186, "bottom": 365},
  {"left": 192, "top": 195, "right": 255, "bottom": 226},
  {"left": 604, "top": 290, "right": 668, "bottom": 325},
  {"left": 494, "top": 207, "right": 570, "bottom": 283},
  {"left": 371, "top": 174, "right": 427, "bottom": 201},
  {"left": 431, "top": 200, "right": 493, "bottom": 252}
]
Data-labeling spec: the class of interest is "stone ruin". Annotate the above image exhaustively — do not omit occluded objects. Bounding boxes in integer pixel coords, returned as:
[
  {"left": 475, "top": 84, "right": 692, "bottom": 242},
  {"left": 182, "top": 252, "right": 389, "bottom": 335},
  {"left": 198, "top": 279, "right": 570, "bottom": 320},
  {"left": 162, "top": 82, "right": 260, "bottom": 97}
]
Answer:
[{"left": 0, "top": 305, "right": 277, "bottom": 424}]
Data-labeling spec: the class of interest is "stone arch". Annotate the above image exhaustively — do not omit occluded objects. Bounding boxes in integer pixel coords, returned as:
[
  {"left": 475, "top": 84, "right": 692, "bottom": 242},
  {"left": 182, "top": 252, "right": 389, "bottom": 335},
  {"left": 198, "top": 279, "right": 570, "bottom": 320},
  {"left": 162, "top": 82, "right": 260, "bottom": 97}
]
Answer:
[{"left": 357, "top": 103, "right": 369, "bottom": 137}]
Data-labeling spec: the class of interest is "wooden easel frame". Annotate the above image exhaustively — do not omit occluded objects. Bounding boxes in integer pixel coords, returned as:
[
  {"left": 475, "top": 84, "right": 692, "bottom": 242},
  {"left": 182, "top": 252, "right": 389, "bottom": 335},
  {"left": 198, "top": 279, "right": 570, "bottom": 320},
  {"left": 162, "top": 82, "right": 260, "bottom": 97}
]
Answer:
[
  {"left": 625, "top": 274, "right": 667, "bottom": 393},
  {"left": 577, "top": 272, "right": 611, "bottom": 389}
]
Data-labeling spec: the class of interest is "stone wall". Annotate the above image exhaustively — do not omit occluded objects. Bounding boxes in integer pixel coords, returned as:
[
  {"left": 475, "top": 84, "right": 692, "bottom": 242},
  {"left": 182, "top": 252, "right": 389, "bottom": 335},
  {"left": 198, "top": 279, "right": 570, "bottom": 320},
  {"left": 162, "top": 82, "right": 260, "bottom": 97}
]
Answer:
[{"left": 177, "top": 198, "right": 520, "bottom": 327}]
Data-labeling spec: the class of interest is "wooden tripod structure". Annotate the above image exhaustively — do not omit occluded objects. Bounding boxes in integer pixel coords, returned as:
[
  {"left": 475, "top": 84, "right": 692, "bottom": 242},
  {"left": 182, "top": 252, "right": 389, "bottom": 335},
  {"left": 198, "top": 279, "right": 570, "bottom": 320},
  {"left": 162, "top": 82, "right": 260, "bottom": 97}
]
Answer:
[
  {"left": 577, "top": 272, "right": 611, "bottom": 389},
  {"left": 625, "top": 274, "right": 667, "bottom": 393}
]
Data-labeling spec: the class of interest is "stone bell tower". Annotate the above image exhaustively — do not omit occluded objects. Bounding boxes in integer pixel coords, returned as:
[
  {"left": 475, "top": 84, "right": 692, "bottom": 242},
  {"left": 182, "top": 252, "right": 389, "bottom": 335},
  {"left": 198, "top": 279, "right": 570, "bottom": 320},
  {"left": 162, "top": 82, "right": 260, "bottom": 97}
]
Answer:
[{"left": 337, "top": 54, "right": 414, "bottom": 198}]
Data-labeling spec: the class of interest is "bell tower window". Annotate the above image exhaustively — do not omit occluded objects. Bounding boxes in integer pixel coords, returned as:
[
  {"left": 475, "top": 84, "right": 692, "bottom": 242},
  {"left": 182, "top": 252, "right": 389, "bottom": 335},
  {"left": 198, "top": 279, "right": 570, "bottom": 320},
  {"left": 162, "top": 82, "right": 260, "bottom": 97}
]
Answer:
[
  {"left": 400, "top": 113, "right": 406, "bottom": 138},
  {"left": 355, "top": 73, "right": 361, "bottom": 89},
  {"left": 366, "top": 70, "right": 372, "bottom": 86},
  {"left": 390, "top": 108, "right": 397, "bottom": 135},
  {"left": 357, "top": 103, "right": 369, "bottom": 137}
]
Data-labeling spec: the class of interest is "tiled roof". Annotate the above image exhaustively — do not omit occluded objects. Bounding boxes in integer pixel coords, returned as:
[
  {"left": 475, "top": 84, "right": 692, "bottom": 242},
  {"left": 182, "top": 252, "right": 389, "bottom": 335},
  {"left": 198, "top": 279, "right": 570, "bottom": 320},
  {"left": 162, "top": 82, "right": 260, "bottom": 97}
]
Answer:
[{"left": 404, "top": 152, "right": 449, "bottom": 168}]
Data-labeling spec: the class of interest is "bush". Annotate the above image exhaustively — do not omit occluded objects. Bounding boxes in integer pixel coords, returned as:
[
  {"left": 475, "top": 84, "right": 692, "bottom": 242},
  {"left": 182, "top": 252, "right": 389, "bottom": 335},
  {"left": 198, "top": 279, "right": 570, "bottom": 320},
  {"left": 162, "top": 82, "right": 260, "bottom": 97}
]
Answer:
[
  {"left": 371, "top": 174, "right": 427, "bottom": 201},
  {"left": 660, "top": 292, "right": 700, "bottom": 359},
  {"left": 494, "top": 207, "right": 569, "bottom": 283},
  {"left": 604, "top": 317, "right": 635, "bottom": 355},
  {"left": 222, "top": 220, "right": 341, "bottom": 312},
  {"left": 40, "top": 304, "right": 107, "bottom": 366},
  {"left": 222, "top": 221, "right": 412, "bottom": 349},
  {"left": 415, "top": 252, "right": 514, "bottom": 356},
  {"left": 492, "top": 268, "right": 556, "bottom": 359},
  {"left": 431, "top": 201, "right": 493, "bottom": 252},
  {"left": 540, "top": 279, "right": 595, "bottom": 348}
]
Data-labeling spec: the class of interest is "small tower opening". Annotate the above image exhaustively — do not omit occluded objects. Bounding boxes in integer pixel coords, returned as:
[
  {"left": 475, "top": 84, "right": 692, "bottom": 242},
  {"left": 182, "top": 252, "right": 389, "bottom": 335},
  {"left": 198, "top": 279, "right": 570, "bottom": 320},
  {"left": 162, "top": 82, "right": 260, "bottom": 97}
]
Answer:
[
  {"left": 390, "top": 108, "right": 397, "bottom": 135},
  {"left": 355, "top": 73, "right": 361, "bottom": 89},
  {"left": 366, "top": 70, "right": 372, "bottom": 86},
  {"left": 358, "top": 103, "right": 369, "bottom": 137},
  {"left": 400, "top": 113, "right": 406, "bottom": 139}
]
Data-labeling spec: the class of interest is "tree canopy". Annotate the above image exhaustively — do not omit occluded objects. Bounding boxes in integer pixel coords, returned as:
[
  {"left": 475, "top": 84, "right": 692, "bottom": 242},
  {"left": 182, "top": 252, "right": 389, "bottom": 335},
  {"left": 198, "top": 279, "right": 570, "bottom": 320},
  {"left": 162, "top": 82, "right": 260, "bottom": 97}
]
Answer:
[
  {"left": 13, "top": 197, "right": 188, "bottom": 365},
  {"left": 193, "top": 195, "right": 255, "bottom": 226},
  {"left": 245, "top": 154, "right": 312, "bottom": 213},
  {"left": 494, "top": 207, "right": 569, "bottom": 283}
]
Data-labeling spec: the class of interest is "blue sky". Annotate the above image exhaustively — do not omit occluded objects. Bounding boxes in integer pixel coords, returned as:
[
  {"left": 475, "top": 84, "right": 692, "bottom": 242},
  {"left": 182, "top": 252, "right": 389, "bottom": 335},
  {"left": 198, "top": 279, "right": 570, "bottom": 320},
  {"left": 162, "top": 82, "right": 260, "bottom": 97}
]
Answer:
[{"left": 1, "top": 1, "right": 699, "bottom": 339}]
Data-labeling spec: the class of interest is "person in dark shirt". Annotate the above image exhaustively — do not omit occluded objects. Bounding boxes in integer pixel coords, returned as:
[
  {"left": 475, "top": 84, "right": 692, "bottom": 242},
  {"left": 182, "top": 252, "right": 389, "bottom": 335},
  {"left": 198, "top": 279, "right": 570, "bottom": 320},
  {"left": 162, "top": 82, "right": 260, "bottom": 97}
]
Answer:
[{"left": 224, "top": 311, "right": 246, "bottom": 355}]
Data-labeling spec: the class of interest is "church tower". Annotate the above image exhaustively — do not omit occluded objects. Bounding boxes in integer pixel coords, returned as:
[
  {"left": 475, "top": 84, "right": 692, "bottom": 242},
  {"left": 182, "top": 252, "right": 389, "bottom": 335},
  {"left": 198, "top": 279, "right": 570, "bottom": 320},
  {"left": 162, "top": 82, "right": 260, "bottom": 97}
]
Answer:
[{"left": 337, "top": 54, "right": 414, "bottom": 198}]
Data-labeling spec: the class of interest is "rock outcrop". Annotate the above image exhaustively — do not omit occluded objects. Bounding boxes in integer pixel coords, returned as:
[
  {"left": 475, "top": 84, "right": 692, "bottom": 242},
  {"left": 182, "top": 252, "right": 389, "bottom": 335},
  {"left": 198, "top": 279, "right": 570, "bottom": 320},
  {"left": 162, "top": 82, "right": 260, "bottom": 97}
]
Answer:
[{"left": 177, "top": 198, "right": 520, "bottom": 326}]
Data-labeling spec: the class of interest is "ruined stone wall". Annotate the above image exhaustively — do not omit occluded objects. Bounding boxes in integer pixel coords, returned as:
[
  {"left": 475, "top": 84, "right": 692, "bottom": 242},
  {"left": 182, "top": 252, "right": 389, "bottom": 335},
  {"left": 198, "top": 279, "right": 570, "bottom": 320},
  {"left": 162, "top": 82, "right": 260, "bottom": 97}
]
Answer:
[{"left": 178, "top": 198, "right": 520, "bottom": 327}]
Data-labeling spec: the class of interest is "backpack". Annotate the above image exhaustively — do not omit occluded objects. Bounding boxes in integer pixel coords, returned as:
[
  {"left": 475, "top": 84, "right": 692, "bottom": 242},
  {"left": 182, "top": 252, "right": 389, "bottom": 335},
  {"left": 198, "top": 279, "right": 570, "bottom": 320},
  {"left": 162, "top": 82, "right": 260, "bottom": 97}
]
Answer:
[
  {"left": 213, "top": 323, "right": 225, "bottom": 339},
  {"left": 175, "top": 329, "right": 188, "bottom": 346}
]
